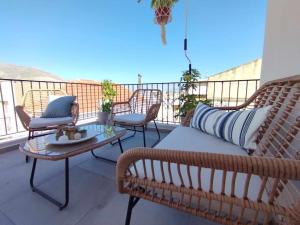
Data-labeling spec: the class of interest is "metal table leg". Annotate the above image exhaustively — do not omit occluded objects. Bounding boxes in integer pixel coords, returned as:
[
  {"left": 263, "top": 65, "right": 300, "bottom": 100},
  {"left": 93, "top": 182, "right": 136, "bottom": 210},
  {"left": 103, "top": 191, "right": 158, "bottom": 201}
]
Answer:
[
  {"left": 30, "top": 158, "right": 69, "bottom": 210},
  {"left": 110, "top": 128, "right": 137, "bottom": 145},
  {"left": 91, "top": 138, "right": 124, "bottom": 163}
]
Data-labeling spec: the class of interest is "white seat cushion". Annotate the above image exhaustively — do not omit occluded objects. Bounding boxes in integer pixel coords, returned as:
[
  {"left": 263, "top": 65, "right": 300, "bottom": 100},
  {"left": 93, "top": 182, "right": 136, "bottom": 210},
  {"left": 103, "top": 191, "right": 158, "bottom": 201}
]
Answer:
[
  {"left": 133, "top": 126, "right": 268, "bottom": 223},
  {"left": 156, "top": 126, "right": 248, "bottom": 155},
  {"left": 113, "top": 113, "right": 146, "bottom": 125},
  {"left": 29, "top": 117, "right": 73, "bottom": 128}
]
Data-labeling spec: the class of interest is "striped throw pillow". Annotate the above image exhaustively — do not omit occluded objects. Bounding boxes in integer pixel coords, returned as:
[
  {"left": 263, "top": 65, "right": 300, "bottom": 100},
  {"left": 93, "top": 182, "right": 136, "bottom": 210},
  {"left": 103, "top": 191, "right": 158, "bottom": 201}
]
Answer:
[{"left": 190, "top": 103, "right": 271, "bottom": 150}]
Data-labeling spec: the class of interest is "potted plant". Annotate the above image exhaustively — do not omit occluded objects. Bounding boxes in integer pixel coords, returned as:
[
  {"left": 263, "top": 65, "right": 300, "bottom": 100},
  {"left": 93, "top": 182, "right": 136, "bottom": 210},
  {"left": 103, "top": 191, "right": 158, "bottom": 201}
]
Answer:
[
  {"left": 139, "top": 0, "right": 178, "bottom": 45},
  {"left": 98, "top": 80, "right": 117, "bottom": 124},
  {"left": 176, "top": 69, "right": 212, "bottom": 120}
]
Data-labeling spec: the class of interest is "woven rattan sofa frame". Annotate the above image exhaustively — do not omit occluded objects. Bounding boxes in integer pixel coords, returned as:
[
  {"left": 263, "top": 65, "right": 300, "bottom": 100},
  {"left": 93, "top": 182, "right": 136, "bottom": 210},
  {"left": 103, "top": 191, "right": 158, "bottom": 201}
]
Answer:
[
  {"left": 112, "top": 89, "right": 163, "bottom": 147},
  {"left": 117, "top": 75, "right": 300, "bottom": 225},
  {"left": 15, "top": 89, "right": 79, "bottom": 162}
]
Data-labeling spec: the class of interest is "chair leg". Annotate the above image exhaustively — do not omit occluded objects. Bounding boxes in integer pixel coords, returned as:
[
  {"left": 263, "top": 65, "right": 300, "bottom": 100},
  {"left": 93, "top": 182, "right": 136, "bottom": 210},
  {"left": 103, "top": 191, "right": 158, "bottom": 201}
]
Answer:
[
  {"left": 153, "top": 120, "right": 160, "bottom": 141},
  {"left": 110, "top": 127, "right": 137, "bottom": 145},
  {"left": 125, "top": 196, "right": 140, "bottom": 225},
  {"left": 150, "top": 120, "right": 161, "bottom": 148},
  {"left": 142, "top": 125, "right": 146, "bottom": 147},
  {"left": 26, "top": 131, "right": 33, "bottom": 163}
]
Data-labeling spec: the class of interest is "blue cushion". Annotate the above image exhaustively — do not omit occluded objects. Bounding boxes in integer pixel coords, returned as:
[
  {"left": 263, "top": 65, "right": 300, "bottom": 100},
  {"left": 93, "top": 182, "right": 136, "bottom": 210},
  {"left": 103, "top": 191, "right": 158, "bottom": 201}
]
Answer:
[{"left": 41, "top": 96, "right": 76, "bottom": 118}]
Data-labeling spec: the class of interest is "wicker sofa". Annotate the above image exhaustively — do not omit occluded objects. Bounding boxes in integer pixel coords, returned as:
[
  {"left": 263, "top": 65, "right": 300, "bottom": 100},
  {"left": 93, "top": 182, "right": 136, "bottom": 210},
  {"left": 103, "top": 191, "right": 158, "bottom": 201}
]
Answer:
[{"left": 117, "top": 75, "right": 300, "bottom": 225}]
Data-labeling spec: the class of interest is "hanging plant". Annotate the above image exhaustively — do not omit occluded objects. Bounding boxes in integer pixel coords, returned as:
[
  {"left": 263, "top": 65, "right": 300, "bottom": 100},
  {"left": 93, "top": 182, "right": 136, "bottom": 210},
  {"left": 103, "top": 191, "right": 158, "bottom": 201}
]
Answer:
[
  {"left": 139, "top": 0, "right": 178, "bottom": 45},
  {"left": 151, "top": 0, "right": 178, "bottom": 45}
]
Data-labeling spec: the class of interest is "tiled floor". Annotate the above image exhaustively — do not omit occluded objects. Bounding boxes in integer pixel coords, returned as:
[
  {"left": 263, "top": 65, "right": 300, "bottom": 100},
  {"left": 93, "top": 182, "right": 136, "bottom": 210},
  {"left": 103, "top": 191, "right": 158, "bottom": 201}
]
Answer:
[{"left": 0, "top": 130, "right": 218, "bottom": 225}]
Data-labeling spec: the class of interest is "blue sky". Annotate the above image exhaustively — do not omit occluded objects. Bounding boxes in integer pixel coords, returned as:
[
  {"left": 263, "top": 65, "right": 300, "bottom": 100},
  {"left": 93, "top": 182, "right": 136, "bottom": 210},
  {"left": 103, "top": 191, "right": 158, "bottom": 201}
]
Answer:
[{"left": 0, "top": 0, "right": 267, "bottom": 83}]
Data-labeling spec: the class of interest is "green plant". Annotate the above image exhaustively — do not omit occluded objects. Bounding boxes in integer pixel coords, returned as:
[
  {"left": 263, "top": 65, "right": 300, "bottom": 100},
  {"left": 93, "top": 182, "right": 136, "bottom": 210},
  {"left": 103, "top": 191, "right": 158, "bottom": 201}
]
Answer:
[
  {"left": 100, "top": 80, "right": 117, "bottom": 113},
  {"left": 151, "top": 0, "right": 178, "bottom": 8},
  {"left": 176, "top": 69, "right": 212, "bottom": 118},
  {"left": 101, "top": 99, "right": 113, "bottom": 113}
]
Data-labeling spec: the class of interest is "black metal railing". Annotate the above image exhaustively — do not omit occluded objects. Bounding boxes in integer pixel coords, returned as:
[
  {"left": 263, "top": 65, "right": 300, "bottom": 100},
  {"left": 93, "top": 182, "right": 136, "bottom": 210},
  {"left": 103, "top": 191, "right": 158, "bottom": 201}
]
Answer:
[{"left": 0, "top": 78, "right": 260, "bottom": 138}]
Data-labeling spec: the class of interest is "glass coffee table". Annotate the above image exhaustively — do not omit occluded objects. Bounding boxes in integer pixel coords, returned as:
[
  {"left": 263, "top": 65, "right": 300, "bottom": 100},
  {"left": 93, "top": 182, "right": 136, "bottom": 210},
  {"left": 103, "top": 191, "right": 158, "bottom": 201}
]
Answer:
[{"left": 19, "top": 124, "right": 126, "bottom": 210}]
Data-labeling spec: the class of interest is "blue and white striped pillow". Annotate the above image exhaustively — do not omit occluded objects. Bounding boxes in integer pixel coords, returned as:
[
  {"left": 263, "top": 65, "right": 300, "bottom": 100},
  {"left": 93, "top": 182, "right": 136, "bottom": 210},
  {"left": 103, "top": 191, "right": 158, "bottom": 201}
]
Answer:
[{"left": 190, "top": 103, "right": 271, "bottom": 150}]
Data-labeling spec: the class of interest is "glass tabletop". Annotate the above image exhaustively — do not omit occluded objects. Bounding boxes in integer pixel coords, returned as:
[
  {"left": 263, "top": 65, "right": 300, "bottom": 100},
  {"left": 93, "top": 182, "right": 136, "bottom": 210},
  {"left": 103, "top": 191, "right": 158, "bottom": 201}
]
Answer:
[{"left": 19, "top": 124, "right": 126, "bottom": 160}]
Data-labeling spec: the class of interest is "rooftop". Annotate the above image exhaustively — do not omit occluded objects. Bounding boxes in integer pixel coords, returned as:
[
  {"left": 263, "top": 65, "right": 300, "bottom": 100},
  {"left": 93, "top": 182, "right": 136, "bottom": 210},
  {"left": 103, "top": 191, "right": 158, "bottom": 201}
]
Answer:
[{"left": 0, "top": 1, "right": 299, "bottom": 224}]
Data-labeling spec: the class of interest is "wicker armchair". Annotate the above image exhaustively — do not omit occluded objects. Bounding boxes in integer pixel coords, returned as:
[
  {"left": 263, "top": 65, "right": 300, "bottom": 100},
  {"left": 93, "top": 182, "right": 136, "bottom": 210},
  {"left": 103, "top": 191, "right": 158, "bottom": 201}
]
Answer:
[
  {"left": 16, "top": 89, "right": 79, "bottom": 140},
  {"left": 117, "top": 75, "right": 300, "bottom": 225},
  {"left": 112, "top": 89, "right": 162, "bottom": 147}
]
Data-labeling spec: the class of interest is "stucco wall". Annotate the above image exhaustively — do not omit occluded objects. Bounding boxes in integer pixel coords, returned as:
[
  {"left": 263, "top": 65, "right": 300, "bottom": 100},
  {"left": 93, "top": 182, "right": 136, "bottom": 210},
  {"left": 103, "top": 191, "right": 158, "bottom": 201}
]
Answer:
[
  {"left": 208, "top": 59, "right": 262, "bottom": 81},
  {"left": 261, "top": 0, "right": 300, "bottom": 83},
  {"left": 206, "top": 59, "right": 261, "bottom": 106}
]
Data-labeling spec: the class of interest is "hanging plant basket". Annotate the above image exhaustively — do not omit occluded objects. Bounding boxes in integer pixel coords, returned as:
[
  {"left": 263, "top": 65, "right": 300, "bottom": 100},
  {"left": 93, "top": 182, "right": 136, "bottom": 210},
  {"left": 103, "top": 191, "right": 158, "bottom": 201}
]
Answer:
[
  {"left": 154, "top": 6, "right": 171, "bottom": 24},
  {"left": 139, "top": 0, "right": 178, "bottom": 45},
  {"left": 154, "top": 6, "right": 172, "bottom": 45},
  {"left": 152, "top": 0, "right": 178, "bottom": 45}
]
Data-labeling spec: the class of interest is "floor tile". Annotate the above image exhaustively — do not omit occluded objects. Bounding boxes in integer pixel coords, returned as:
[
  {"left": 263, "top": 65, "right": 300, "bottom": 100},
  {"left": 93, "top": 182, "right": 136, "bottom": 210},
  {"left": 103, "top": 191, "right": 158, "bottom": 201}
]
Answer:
[
  {"left": 0, "top": 210, "right": 15, "bottom": 225},
  {"left": 1, "top": 167, "right": 115, "bottom": 225},
  {"left": 0, "top": 129, "right": 219, "bottom": 225}
]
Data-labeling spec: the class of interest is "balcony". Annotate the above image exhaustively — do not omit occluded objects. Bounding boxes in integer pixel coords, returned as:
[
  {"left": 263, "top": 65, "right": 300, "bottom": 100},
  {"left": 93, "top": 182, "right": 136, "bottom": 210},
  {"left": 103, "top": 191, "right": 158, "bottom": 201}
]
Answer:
[
  {"left": 0, "top": 73, "right": 299, "bottom": 225},
  {"left": 1, "top": 0, "right": 300, "bottom": 223},
  {"left": 0, "top": 78, "right": 260, "bottom": 225},
  {"left": 0, "top": 78, "right": 260, "bottom": 142}
]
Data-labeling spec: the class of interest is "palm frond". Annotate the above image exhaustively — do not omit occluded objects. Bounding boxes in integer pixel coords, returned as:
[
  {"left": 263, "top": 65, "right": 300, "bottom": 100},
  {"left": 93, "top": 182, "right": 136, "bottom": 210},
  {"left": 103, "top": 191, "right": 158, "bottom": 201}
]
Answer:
[{"left": 151, "top": 0, "right": 178, "bottom": 9}]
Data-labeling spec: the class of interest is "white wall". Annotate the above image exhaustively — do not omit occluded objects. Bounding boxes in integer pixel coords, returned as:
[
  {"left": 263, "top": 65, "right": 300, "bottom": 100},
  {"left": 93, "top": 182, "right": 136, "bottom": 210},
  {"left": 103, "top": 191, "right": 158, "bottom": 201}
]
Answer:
[{"left": 261, "top": 0, "right": 300, "bottom": 83}]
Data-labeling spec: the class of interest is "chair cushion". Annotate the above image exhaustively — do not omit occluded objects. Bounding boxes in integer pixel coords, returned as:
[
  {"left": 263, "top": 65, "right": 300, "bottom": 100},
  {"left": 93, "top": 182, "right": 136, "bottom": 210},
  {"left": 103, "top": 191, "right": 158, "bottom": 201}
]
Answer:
[
  {"left": 41, "top": 96, "right": 76, "bottom": 118},
  {"left": 134, "top": 126, "right": 268, "bottom": 223},
  {"left": 113, "top": 113, "right": 146, "bottom": 125},
  {"left": 29, "top": 117, "right": 73, "bottom": 128},
  {"left": 156, "top": 126, "right": 248, "bottom": 155},
  {"left": 190, "top": 103, "right": 271, "bottom": 151}
]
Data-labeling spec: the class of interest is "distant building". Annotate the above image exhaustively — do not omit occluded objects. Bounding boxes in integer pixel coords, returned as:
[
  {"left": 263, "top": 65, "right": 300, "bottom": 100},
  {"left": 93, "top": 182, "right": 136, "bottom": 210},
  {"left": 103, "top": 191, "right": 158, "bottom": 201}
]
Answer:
[
  {"left": 206, "top": 59, "right": 261, "bottom": 106},
  {"left": 66, "top": 80, "right": 132, "bottom": 118},
  {"left": 208, "top": 59, "right": 261, "bottom": 81}
]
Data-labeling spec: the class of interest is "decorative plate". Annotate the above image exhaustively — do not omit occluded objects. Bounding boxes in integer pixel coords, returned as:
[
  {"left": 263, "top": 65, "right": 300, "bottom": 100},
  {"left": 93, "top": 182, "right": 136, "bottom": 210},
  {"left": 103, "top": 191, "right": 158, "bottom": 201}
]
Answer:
[{"left": 47, "top": 130, "right": 98, "bottom": 145}]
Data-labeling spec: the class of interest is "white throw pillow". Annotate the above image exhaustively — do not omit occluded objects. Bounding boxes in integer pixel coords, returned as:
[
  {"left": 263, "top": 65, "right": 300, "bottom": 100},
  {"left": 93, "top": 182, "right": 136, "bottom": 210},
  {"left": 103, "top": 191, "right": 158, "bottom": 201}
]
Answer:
[
  {"left": 190, "top": 103, "right": 271, "bottom": 151},
  {"left": 48, "top": 95, "right": 66, "bottom": 103}
]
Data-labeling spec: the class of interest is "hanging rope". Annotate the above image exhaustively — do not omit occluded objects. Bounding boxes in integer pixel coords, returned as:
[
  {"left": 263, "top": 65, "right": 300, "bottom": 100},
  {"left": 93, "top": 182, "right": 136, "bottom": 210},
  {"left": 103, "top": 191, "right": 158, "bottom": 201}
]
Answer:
[
  {"left": 184, "top": 0, "right": 192, "bottom": 74},
  {"left": 184, "top": 0, "right": 189, "bottom": 39}
]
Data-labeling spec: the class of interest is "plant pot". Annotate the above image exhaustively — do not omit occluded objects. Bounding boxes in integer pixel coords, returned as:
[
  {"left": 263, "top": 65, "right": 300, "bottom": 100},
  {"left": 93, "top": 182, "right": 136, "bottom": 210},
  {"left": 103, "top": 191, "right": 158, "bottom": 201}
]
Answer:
[
  {"left": 98, "top": 111, "right": 110, "bottom": 125},
  {"left": 180, "top": 115, "right": 186, "bottom": 125},
  {"left": 155, "top": 7, "right": 171, "bottom": 25},
  {"left": 154, "top": 7, "right": 171, "bottom": 45}
]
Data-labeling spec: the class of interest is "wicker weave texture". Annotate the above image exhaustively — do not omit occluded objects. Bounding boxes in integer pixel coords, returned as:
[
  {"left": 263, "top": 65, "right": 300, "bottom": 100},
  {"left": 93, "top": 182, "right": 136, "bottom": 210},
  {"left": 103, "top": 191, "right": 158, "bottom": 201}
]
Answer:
[
  {"left": 23, "top": 89, "right": 66, "bottom": 118},
  {"left": 112, "top": 89, "right": 163, "bottom": 125},
  {"left": 117, "top": 75, "right": 300, "bottom": 225},
  {"left": 16, "top": 89, "right": 79, "bottom": 131}
]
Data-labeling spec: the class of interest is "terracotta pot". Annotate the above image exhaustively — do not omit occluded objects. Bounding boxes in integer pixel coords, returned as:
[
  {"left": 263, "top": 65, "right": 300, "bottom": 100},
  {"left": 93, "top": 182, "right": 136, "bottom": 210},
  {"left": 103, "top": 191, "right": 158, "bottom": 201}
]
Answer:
[
  {"left": 155, "top": 7, "right": 171, "bottom": 25},
  {"left": 98, "top": 111, "right": 110, "bottom": 125}
]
